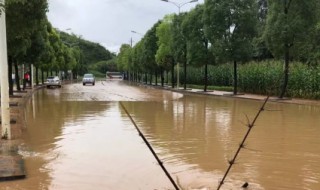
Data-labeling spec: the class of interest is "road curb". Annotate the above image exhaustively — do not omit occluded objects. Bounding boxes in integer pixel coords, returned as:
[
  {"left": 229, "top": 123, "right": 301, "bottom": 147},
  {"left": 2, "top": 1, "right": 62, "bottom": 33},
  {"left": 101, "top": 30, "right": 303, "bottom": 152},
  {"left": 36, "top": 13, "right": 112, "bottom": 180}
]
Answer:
[{"left": 0, "top": 84, "right": 45, "bottom": 181}]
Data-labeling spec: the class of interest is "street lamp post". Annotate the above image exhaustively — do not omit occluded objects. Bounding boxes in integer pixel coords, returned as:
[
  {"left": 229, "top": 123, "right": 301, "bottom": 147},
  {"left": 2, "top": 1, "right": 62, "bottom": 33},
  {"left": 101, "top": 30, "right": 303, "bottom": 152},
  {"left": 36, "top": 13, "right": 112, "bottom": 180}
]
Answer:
[{"left": 160, "top": 0, "right": 198, "bottom": 89}]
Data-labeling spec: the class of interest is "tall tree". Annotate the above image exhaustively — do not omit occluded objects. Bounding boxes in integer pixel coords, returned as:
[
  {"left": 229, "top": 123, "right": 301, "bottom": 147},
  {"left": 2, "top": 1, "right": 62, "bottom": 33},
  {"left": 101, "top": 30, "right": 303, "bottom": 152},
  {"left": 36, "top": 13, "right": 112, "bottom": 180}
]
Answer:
[
  {"left": 204, "top": 0, "right": 257, "bottom": 95},
  {"left": 0, "top": 2, "right": 4, "bottom": 15},
  {"left": 144, "top": 21, "right": 161, "bottom": 85},
  {"left": 264, "top": 0, "right": 318, "bottom": 98},
  {"left": 117, "top": 44, "right": 132, "bottom": 80},
  {"left": 24, "top": 20, "right": 49, "bottom": 85},
  {"left": 253, "top": 0, "right": 273, "bottom": 60},
  {"left": 6, "top": 0, "right": 48, "bottom": 94},
  {"left": 156, "top": 14, "right": 175, "bottom": 88},
  {"left": 131, "top": 40, "right": 145, "bottom": 82},
  {"left": 172, "top": 13, "right": 188, "bottom": 89},
  {"left": 182, "top": 4, "right": 214, "bottom": 91}
]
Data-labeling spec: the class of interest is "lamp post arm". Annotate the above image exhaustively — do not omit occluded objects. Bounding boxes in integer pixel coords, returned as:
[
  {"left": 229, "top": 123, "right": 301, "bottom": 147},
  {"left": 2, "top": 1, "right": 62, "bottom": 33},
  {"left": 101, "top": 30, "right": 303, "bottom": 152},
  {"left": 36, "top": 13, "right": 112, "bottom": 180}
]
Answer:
[
  {"left": 162, "top": 0, "right": 198, "bottom": 13},
  {"left": 131, "top": 30, "right": 143, "bottom": 36},
  {"left": 179, "top": 1, "right": 191, "bottom": 8},
  {"left": 166, "top": 1, "right": 179, "bottom": 9}
]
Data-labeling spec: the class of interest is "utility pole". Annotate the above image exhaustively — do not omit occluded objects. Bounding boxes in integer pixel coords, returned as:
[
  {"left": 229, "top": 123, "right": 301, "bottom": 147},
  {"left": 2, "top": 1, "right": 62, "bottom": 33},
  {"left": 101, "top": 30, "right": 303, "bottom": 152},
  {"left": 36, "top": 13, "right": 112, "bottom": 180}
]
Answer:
[{"left": 0, "top": 0, "right": 11, "bottom": 139}]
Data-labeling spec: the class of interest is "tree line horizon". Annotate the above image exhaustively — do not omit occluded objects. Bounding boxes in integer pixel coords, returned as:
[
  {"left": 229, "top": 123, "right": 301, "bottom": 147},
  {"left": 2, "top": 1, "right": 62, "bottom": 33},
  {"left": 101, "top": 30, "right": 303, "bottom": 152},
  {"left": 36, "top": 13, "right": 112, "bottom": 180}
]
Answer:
[
  {"left": 117, "top": 0, "right": 320, "bottom": 99},
  {"left": 1, "top": 0, "right": 115, "bottom": 96}
]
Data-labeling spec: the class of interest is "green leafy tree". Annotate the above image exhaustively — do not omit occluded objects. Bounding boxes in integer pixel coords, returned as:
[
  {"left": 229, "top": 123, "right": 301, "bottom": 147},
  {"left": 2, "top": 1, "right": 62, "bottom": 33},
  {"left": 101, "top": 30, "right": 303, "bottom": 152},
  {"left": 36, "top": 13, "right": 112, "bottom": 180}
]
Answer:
[
  {"left": 143, "top": 21, "right": 161, "bottom": 85},
  {"left": 105, "top": 58, "right": 118, "bottom": 72},
  {"left": 70, "top": 46, "right": 83, "bottom": 78},
  {"left": 6, "top": 0, "right": 48, "bottom": 94},
  {"left": 156, "top": 14, "right": 175, "bottom": 88},
  {"left": 264, "top": 0, "right": 318, "bottom": 98},
  {"left": 308, "top": 18, "right": 320, "bottom": 63},
  {"left": 24, "top": 19, "right": 51, "bottom": 85},
  {"left": 60, "top": 31, "right": 113, "bottom": 75},
  {"left": 36, "top": 22, "right": 53, "bottom": 82},
  {"left": 92, "top": 58, "right": 118, "bottom": 74},
  {"left": 182, "top": 4, "right": 213, "bottom": 91},
  {"left": 204, "top": 0, "right": 257, "bottom": 95},
  {"left": 172, "top": 13, "right": 188, "bottom": 89},
  {"left": 131, "top": 41, "right": 145, "bottom": 82},
  {"left": 117, "top": 44, "right": 132, "bottom": 80},
  {"left": 253, "top": 0, "right": 273, "bottom": 60},
  {"left": 42, "top": 24, "right": 59, "bottom": 76},
  {"left": 0, "top": 2, "right": 4, "bottom": 16}
]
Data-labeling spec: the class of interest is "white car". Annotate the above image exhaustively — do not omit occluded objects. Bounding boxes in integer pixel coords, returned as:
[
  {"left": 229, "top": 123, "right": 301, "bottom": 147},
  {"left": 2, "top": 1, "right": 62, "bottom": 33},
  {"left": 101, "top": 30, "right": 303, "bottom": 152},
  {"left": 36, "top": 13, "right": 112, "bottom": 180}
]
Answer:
[
  {"left": 46, "top": 76, "right": 62, "bottom": 88},
  {"left": 82, "top": 73, "right": 95, "bottom": 86}
]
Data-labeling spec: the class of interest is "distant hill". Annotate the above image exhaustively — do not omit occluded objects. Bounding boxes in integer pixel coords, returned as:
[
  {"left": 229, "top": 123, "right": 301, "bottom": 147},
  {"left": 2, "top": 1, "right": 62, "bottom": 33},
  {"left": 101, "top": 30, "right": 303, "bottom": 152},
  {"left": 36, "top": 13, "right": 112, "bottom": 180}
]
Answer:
[{"left": 59, "top": 31, "right": 114, "bottom": 65}]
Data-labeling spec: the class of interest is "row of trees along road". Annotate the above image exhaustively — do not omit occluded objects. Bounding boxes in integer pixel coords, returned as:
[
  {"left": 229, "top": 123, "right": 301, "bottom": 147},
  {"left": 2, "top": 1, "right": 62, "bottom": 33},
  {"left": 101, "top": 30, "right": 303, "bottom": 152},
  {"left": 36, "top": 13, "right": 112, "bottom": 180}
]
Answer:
[
  {"left": 2, "top": 0, "right": 114, "bottom": 97},
  {"left": 117, "top": 0, "right": 320, "bottom": 98}
]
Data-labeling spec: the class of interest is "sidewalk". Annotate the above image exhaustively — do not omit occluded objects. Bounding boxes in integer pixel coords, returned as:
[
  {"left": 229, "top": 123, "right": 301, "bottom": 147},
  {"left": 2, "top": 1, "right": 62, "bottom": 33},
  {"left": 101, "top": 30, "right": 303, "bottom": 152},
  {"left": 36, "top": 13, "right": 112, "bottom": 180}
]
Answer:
[
  {"left": 155, "top": 84, "right": 320, "bottom": 106},
  {"left": 0, "top": 85, "right": 43, "bottom": 181}
]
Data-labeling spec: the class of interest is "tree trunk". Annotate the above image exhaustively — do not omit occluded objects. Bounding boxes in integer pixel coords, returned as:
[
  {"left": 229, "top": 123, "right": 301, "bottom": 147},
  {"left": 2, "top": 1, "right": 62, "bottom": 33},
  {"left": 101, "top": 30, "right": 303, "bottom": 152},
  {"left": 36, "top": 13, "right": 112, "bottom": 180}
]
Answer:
[
  {"left": 204, "top": 40, "right": 209, "bottom": 92},
  {"left": 8, "top": 56, "right": 13, "bottom": 96},
  {"left": 35, "top": 67, "right": 39, "bottom": 85},
  {"left": 145, "top": 73, "right": 147, "bottom": 84},
  {"left": 204, "top": 62, "right": 208, "bottom": 92},
  {"left": 161, "top": 67, "right": 164, "bottom": 87},
  {"left": 183, "top": 61, "right": 187, "bottom": 90},
  {"left": 171, "top": 60, "right": 175, "bottom": 88},
  {"left": 155, "top": 70, "right": 158, "bottom": 86},
  {"left": 233, "top": 60, "right": 238, "bottom": 95},
  {"left": 149, "top": 73, "right": 152, "bottom": 85},
  {"left": 14, "top": 61, "right": 21, "bottom": 91},
  {"left": 41, "top": 70, "right": 44, "bottom": 84},
  {"left": 279, "top": 1, "right": 290, "bottom": 99},
  {"left": 279, "top": 45, "right": 290, "bottom": 98}
]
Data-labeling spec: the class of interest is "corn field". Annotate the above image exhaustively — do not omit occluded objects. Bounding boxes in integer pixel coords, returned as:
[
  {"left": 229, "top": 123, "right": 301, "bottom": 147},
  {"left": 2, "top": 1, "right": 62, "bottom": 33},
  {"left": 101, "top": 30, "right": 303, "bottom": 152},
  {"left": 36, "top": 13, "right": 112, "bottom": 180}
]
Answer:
[{"left": 172, "top": 60, "right": 320, "bottom": 99}]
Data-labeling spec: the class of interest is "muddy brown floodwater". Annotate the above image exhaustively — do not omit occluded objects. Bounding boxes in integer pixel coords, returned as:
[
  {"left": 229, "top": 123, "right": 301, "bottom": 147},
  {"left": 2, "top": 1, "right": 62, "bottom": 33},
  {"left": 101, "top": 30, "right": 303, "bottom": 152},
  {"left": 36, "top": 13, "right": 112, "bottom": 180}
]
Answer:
[{"left": 1, "top": 80, "right": 319, "bottom": 190}]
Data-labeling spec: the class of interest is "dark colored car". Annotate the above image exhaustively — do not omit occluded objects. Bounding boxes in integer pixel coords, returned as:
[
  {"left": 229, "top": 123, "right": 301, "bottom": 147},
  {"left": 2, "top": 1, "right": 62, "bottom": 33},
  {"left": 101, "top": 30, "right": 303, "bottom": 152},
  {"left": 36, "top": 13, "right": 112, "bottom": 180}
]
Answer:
[{"left": 82, "top": 73, "right": 95, "bottom": 86}]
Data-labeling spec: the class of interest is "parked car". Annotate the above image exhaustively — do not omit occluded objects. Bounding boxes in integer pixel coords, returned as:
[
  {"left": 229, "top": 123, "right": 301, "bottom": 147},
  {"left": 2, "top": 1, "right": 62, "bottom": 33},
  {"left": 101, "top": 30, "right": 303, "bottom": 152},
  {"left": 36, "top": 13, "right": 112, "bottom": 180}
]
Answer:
[
  {"left": 82, "top": 73, "right": 95, "bottom": 86},
  {"left": 46, "top": 76, "right": 62, "bottom": 88}
]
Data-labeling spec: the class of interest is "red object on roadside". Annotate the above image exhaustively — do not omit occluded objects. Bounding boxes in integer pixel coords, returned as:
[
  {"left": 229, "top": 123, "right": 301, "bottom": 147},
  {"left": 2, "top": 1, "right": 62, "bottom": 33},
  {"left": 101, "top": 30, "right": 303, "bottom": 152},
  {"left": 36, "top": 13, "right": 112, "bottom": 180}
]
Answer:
[{"left": 24, "top": 73, "right": 30, "bottom": 81}]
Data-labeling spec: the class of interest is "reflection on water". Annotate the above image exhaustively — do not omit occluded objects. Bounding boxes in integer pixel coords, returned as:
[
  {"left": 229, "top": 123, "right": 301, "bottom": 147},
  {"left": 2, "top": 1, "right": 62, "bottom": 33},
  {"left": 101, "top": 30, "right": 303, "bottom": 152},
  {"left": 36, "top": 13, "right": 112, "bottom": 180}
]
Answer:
[
  {"left": 1, "top": 83, "right": 320, "bottom": 190},
  {"left": 122, "top": 96, "right": 320, "bottom": 190}
]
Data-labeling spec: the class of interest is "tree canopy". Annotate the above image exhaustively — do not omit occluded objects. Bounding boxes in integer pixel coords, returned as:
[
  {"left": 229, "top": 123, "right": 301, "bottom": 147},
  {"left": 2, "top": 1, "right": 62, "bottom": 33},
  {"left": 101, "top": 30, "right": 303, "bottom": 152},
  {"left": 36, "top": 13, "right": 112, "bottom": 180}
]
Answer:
[{"left": 116, "top": 0, "right": 320, "bottom": 98}]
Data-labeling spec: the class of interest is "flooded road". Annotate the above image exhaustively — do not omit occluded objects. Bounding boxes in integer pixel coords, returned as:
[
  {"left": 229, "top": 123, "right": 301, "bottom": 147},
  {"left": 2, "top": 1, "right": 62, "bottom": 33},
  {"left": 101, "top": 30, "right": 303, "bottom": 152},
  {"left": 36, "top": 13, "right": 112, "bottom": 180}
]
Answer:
[{"left": 1, "top": 80, "right": 320, "bottom": 189}]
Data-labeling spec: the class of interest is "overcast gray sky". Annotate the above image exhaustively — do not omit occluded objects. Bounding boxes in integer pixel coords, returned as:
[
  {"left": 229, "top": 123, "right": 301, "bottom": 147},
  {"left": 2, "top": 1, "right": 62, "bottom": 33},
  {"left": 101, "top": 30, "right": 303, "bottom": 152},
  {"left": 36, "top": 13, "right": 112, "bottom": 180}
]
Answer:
[{"left": 47, "top": 0, "right": 204, "bottom": 54}]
